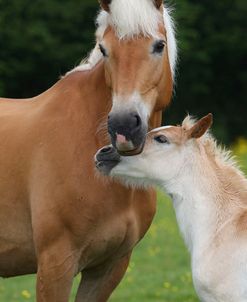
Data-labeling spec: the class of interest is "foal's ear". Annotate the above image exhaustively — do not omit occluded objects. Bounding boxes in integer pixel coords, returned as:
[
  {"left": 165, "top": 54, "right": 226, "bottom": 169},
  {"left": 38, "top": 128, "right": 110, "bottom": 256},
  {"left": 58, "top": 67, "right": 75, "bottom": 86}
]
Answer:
[
  {"left": 99, "top": 0, "right": 111, "bottom": 12},
  {"left": 153, "top": 0, "right": 163, "bottom": 9},
  {"left": 187, "top": 114, "right": 213, "bottom": 139}
]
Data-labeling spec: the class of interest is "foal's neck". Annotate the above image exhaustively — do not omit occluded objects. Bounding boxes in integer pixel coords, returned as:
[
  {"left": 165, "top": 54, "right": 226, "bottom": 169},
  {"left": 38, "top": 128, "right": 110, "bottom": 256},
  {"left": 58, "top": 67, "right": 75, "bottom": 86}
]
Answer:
[{"left": 164, "top": 150, "right": 244, "bottom": 256}]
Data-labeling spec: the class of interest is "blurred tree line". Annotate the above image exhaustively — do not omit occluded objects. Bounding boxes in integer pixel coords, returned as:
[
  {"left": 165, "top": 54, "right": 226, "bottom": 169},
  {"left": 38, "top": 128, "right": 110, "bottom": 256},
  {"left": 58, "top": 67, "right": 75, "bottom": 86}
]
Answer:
[{"left": 0, "top": 0, "right": 246, "bottom": 143}]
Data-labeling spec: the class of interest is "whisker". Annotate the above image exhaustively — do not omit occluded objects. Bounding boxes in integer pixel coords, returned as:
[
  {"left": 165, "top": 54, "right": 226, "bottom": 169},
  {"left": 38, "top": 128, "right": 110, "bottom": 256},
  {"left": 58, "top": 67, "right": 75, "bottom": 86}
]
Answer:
[{"left": 95, "top": 111, "right": 111, "bottom": 146}]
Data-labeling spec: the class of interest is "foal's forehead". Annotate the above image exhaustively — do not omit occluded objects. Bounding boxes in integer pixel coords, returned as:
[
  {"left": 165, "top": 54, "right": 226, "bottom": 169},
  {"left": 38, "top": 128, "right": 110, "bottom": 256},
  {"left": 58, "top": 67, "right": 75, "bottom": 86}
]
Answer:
[
  {"left": 149, "top": 125, "right": 184, "bottom": 142},
  {"left": 150, "top": 125, "right": 173, "bottom": 132}
]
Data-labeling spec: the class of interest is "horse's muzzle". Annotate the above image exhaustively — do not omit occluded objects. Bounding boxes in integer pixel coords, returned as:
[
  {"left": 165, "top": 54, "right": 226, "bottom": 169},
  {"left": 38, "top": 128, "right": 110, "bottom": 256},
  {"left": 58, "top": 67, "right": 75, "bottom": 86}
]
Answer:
[
  {"left": 95, "top": 145, "right": 121, "bottom": 175},
  {"left": 108, "top": 112, "right": 147, "bottom": 156}
]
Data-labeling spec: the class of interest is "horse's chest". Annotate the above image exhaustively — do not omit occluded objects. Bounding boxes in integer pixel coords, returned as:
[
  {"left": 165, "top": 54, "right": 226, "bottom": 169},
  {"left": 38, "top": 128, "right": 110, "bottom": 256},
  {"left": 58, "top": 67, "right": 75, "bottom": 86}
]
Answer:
[
  {"left": 75, "top": 189, "right": 156, "bottom": 270},
  {"left": 79, "top": 212, "right": 142, "bottom": 269}
]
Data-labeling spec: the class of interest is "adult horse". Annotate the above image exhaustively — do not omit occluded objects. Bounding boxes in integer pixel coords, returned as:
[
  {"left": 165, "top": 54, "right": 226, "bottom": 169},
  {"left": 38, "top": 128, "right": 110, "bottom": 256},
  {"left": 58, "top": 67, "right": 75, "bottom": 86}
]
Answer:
[{"left": 0, "top": 0, "right": 176, "bottom": 301}]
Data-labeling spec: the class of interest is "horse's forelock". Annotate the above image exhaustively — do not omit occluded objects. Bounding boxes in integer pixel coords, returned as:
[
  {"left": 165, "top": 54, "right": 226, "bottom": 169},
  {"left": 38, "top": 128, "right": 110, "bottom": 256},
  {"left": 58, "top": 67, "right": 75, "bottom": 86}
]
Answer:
[
  {"left": 96, "top": 0, "right": 177, "bottom": 78},
  {"left": 67, "top": 1, "right": 177, "bottom": 79},
  {"left": 97, "top": 0, "right": 162, "bottom": 39}
]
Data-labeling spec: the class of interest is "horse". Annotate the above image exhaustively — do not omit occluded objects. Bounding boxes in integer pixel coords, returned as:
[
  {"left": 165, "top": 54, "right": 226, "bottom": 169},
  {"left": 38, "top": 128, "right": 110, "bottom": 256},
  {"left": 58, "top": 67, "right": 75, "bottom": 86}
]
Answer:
[
  {"left": 0, "top": 0, "right": 177, "bottom": 301},
  {"left": 96, "top": 114, "right": 247, "bottom": 302}
]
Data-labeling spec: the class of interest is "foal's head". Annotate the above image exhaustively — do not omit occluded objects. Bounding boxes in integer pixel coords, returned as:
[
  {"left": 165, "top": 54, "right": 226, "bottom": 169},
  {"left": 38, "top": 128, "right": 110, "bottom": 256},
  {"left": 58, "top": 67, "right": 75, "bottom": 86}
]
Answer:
[
  {"left": 97, "top": 0, "right": 177, "bottom": 155},
  {"left": 95, "top": 114, "right": 213, "bottom": 186}
]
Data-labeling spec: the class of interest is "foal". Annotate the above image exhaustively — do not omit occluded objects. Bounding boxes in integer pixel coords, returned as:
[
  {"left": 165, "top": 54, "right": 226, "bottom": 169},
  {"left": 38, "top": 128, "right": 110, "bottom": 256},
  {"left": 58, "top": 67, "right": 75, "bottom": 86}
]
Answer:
[{"left": 96, "top": 114, "right": 247, "bottom": 302}]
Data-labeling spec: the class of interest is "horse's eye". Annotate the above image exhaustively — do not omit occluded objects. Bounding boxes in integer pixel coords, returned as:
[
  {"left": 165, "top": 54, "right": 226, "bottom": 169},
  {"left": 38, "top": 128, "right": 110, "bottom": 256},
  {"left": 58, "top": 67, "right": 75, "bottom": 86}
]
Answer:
[
  {"left": 99, "top": 44, "right": 107, "bottom": 57},
  {"left": 153, "top": 40, "right": 166, "bottom": 54},
  {"left": 154, "top": 135, "right": 169, "bottom": 144}
]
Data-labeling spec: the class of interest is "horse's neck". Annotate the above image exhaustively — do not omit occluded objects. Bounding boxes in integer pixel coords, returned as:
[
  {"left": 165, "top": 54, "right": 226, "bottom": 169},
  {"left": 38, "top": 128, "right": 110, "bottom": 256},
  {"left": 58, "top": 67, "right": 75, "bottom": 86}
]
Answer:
[
  {"left": 41, "top": 62, "right": 111, "bottom": 142},
  {"left": 62, "top": 61, "right": 111, "bottom": 112},
  {"left": 164, "top": 157, "right": 236, "bottom": 257}
]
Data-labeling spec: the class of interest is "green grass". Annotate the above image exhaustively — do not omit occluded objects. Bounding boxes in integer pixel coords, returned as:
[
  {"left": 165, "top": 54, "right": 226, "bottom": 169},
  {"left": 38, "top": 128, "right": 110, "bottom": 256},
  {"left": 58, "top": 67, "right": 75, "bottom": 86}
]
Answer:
[{"left": 0, "top": 153, "right": 246, "bottom": 302}]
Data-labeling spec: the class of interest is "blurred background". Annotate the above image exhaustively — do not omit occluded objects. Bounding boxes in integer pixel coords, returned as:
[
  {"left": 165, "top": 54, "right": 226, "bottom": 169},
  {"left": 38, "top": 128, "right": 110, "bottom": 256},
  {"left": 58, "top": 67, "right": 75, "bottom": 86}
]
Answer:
[
  {"left": 0, "top": 0, "right": 246, "bottom": 144},
  {"left": 0, "top": 1, "right": 246, "bottom": 301}
]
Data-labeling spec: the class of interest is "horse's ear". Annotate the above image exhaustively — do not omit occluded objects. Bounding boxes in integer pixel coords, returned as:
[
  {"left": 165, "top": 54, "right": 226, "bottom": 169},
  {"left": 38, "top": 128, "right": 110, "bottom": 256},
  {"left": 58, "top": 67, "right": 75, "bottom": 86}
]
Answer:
[
  {"left": 187, "top": 114, "right": 213, "bottom": 139},
  {"left": 99, "top": 0, "right": 111, "bottom": 12},
  {"left": 153, "top": 0, "right": 163, "bottom": 9}
]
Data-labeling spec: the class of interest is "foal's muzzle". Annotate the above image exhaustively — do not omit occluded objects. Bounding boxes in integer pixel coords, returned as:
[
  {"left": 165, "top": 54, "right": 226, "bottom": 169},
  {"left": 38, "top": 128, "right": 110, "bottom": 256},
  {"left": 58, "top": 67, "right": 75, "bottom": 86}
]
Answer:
[
  {"left": 108, "top": 112, "right": 147, "bottom": 156},
  {"left": 95, "top": 145, "right": 121, "bottom": 175}
]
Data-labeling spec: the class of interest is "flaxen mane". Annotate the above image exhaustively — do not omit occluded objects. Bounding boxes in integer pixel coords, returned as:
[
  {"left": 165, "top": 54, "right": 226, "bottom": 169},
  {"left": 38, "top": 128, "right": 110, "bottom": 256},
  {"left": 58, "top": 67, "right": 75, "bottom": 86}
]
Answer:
[{"left": 182, "top": 115, "right": 247, "bottom": 199}]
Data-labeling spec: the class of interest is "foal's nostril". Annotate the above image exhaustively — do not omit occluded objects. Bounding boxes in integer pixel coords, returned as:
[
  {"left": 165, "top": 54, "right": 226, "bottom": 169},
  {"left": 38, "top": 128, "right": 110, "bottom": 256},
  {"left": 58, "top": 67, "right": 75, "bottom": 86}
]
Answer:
[{"left": 100, "top": 146, "right": 112, "bottom": 154}]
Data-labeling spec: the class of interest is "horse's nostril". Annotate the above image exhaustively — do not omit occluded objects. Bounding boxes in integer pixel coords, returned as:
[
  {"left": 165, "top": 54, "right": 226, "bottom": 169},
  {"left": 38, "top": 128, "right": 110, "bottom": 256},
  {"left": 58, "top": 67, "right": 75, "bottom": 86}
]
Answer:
[
  {"left": 100, "top": 146, "right": 112, "bottom": 154},
  {"left": 134, "top": 114, "right": 141, "bottom": 128}
]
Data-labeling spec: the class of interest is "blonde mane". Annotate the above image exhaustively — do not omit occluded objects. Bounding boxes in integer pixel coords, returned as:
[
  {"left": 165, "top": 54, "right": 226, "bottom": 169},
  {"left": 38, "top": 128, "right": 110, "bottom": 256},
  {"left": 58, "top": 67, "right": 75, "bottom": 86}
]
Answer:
[
  {"left": 182, "top": 115, "right": 244, "bottom": 177},
  {"left": 67, "top": 0, "right": 177, "bottom": 78}
]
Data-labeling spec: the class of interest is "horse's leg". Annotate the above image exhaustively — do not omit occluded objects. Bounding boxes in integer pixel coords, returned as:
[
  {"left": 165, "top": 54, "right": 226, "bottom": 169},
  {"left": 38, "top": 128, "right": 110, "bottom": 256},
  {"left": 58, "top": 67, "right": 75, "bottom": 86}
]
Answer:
[
  {"left": 75, "top": 252, "right": 131, "bottom": 302},
  {"left": 36, "top": 236, "right": 78, "bottom": 302}
]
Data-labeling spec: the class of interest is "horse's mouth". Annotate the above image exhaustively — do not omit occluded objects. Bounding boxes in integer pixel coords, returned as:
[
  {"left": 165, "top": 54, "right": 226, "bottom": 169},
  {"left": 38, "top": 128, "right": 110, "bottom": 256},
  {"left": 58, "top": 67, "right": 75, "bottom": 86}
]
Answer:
[{"left": 117, "top": 142, "right": 144, "bottom": 157}]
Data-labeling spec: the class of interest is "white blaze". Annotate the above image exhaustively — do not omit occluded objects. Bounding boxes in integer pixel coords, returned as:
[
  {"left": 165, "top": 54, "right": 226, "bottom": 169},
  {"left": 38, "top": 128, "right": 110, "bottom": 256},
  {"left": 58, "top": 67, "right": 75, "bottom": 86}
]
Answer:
[{"left": 111, "top": 91, "right": 151, "bottom": 125}]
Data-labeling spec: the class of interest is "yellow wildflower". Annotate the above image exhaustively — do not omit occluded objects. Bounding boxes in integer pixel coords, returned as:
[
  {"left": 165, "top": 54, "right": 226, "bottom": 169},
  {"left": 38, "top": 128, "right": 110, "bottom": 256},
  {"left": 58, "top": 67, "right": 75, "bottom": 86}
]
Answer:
[{"left": 21, "top": 290, "right": 31, "bottom": 299}]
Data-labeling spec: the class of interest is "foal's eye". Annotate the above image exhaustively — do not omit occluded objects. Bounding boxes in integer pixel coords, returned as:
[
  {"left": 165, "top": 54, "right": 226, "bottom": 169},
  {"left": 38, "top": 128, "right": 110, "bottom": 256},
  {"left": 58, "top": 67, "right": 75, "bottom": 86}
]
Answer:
[
  {"left": 99, "top": 44, "right": 107, "bottom": 57},
  {"left": 154, "top": 135, "right": 169, "bottom": 144},
  {"left": 152, "top": 40, "right": 166, "bottom": 54}
]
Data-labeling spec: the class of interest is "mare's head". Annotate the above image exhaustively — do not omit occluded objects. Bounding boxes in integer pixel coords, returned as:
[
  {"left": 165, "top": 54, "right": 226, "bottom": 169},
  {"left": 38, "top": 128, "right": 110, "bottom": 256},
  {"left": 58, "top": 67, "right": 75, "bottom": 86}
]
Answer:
[
  {"left": 96, "top": 0, "right": 177, "bottom": 155},
  {"left": 95, "top": 114, "right": 213, "bottom": 186}
]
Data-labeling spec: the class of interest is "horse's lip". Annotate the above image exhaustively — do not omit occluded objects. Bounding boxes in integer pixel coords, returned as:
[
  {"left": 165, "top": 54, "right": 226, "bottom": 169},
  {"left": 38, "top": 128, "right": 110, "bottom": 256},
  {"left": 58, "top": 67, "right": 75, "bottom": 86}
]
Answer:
[{"left": 117, "top": 143, "right": 144, "bottom": 157}]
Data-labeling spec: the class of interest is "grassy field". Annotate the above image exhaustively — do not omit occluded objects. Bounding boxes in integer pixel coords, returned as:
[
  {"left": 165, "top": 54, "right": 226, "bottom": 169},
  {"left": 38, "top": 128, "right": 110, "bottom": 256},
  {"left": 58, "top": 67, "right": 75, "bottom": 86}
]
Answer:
[{"left": 0, "top": 152, "right": 247, "bottom": 302}]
